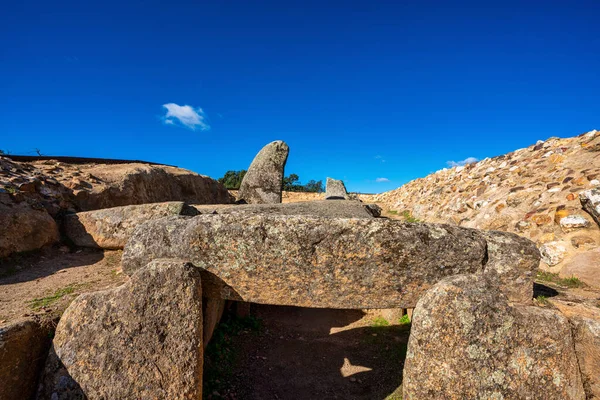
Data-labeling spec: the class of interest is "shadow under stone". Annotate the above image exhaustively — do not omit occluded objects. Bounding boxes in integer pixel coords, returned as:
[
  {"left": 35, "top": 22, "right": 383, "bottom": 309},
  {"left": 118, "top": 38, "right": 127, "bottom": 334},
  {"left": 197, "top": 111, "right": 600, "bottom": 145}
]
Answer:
[{"left": 533, "top": 282, "right": 559, "bottom": 298}]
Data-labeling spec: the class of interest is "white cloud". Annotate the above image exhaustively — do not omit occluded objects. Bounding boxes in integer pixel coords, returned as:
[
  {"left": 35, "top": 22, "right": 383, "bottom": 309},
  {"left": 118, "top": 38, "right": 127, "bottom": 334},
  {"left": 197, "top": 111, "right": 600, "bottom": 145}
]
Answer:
[
  {"left": 375, "top": 177, "right": 390, "bottom": 182},
  {"left": 162, "top": 103, "right": 210, "bottom": 131},
  {"left": 446, "top": 157, "right": 478, "bottom": 167}
]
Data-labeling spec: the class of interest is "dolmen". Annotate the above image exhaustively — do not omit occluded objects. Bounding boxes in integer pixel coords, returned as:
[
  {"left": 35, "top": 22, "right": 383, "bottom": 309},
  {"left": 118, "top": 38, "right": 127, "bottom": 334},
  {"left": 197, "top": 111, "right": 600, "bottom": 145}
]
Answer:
[{"left": 37, "top": 208, "right": 560, "bottom": 399}]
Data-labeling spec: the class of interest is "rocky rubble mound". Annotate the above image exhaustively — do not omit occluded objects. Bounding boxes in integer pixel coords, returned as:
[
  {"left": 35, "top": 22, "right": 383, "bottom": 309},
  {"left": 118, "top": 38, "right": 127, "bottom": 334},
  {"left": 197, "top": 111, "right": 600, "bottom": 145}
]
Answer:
[
  {"left": 373, "top": 130, "right": 600, "bottom": 286},
  {"left": 0, "top": 157, "right": 233, "bottom": 214},
  {"left": 0, "top": 156, "right": 233, "bottom": 258}
]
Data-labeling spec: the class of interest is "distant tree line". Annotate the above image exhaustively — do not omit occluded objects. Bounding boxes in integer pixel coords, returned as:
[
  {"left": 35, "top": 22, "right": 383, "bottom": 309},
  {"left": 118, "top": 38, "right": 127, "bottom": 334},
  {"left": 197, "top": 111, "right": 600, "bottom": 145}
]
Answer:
[{"left": 218, "top": 170, "right": 324, "bottom": 193}]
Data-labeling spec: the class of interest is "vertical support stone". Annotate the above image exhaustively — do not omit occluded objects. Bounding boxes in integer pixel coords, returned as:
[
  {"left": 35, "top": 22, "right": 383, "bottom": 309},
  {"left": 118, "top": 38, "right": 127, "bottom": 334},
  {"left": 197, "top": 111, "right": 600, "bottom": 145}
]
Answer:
[
  {"left": 203, "top": 297, "right": 226, "bottom": 349},
  {"left": 37, "top": 259, "right": 204, "bottom": 400}
]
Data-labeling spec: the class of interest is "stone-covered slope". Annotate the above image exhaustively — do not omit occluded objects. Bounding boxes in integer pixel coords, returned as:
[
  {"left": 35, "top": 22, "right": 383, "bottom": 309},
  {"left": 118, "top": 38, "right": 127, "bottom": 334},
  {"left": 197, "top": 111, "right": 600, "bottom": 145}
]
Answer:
[{"left": 372, "top": 130, "right": 600, "bottom": 286}]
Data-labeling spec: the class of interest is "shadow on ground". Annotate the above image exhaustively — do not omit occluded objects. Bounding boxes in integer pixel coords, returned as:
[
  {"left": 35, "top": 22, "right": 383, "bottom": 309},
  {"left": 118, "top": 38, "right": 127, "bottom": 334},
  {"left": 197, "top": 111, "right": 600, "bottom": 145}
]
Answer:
[{"left": 204, "top": 304, "right": 408, "bottom": 400}]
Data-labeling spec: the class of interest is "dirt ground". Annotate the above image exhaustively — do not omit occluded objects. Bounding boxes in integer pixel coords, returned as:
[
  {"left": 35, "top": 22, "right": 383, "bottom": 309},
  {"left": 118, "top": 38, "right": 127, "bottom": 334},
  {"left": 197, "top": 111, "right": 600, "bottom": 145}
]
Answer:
[
  {"left": 204, "top": 304, "right": 408, "bottom": 400},
  {"left": 0, "top": 246, "right": 126, "bottom": 327}
]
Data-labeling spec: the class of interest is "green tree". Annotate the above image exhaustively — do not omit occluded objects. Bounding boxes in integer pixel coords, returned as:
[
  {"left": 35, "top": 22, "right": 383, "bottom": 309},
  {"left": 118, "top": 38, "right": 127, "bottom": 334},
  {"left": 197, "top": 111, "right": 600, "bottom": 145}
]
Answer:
[
  {"left": 304, "top": 179, "right": 324, "bottom": 193},
  {"left": 218, "top": 170, "right": 247, "bottom": 189},
  {"left": 282, "top": 173, "right": 300, "bottom": 191}
]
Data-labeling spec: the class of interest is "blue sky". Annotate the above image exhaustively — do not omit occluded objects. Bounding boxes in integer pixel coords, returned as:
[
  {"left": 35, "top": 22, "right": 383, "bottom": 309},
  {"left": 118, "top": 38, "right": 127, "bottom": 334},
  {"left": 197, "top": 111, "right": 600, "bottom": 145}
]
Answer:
[{"left": 1, "top": 1, "right": 598, "bottom": 193}]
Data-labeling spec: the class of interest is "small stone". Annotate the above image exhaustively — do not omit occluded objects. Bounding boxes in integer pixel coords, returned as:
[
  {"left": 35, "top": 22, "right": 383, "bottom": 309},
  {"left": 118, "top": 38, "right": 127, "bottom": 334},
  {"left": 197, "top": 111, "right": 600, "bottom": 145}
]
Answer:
[
  {"left": 559, "top": 215, "right": 591, "bottom": 232},
  {"left": 538, "top": 233, "right": 555, "bottom": 244},
  {"left": 515, "top": 220, "right": 531, "bottom": 232},
  {"left": 539, "top": 241, "right": 568, "bottom": 266},
  {"left": 554, "top": 208, "right": 571, "bottom": 223},
  {"left": 531, "top": 214, "right": 552, "bottom": 226},
  {"left": 571, "top": 236, "right": 596, "bottom": 249}
]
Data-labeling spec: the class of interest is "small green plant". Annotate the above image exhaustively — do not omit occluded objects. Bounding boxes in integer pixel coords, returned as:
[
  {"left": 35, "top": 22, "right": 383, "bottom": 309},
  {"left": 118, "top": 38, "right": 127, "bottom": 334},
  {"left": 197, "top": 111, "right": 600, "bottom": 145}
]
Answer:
[
  {"left": 3, "top": 186, "right": 17, "bottom": 194},
  {"left": 388, "top": 210, "right": 398, "bottom": 215},
  {"left": 399, "top": 314, "right": 411, "bottom": 325},
  {"left": 536, "top": 271, "right": 584, "bottom": 288},
  {"left": 371, "top": 316, "right": 390, "bottom": 327},
  {"left": 401, "top": 211, "right": 420, "bottom": 223},
  {"left": 29, "top": 285, "right": 78, "bottom": 310},
  {"left": 535, "top": 295, "right": 549, "bottom": 305}
]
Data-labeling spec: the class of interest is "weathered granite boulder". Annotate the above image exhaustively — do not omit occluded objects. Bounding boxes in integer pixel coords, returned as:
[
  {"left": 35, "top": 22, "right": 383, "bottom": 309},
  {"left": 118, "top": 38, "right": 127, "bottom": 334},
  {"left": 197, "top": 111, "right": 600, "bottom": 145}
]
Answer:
[
  {"left": 192, "top": 200, "right": 379, "bottom": 219},
  {"left": 403, "top": 274, "right": 585, "bottom": 400},
  {"left": 551, "top": 300, "right": 600, "bottom": 399},
  {"left": 580, "top": 188, "right": 600, "bottom": 227},
  {"left": 64, "top": 201, "right": 199, "bottom": 249},
  {"left": 480, "top": 230, "right": 540, "bottom": 304},
  {"left": 325, "top": 177, "right": 348, "bottom": 199},
  {"left": 0, "top": 319, "right": 52, "bottom": 400},
  {"left": 37, "top": 259, "right": 204, "bottom": 400},
  {"left": 237, "top": 140, "right": 289, "bottom": 204},
  {"left": 74, "top": 163, "right": 234, "bottom": 211},
  {"left": 122, "top": 215, "right": 539, "bottom": 308},
  {"left": 0, "top": 202, "right": 59, "bottom": 258}
]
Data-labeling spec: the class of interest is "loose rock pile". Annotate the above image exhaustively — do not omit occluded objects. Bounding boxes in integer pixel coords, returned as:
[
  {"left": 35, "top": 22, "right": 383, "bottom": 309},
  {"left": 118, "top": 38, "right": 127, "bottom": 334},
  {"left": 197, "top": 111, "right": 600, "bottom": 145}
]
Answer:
[
  {"left": 372, "top": 130, "right": 600, "bottom": 287},
  {"left": 0, "top": 157, "right": 233, "bottom": 258}
]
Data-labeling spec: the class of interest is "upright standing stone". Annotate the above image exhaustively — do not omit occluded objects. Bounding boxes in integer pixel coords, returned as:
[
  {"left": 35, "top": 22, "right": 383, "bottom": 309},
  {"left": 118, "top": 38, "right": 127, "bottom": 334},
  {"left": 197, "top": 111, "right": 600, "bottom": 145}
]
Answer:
[
  {"left": 0, "top": 319, "right": 52, "bottom": 400},
  {"left": 37, "top": 259, "right": 204, "bottom": 400},
  {"left": 237, "top": 140, "right": 289, "bottom": 204},
  {"left": 325, "top": 177, "right": 348, "bottom": 199},
  {"left": 403, "top": 274, "right": 585, "bottom": 400}
]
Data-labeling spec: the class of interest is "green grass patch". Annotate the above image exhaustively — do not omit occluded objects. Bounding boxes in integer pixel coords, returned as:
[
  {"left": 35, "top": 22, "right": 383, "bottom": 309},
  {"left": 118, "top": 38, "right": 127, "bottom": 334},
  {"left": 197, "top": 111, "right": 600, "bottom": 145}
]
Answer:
[
  {"left": 29, "top": 285, "right": 79, "bottom": 310},
  {"left": 536, "top": 271, "right": 584, "bottom": 288},
  {"left": 401, "top": 211, "right": 420, "bottom": 223},
  {"left": 535, "top": 295, "right": 549, "bottom": 305},
  {"left": 388, "top": 210, "right": 399, "bottom": 215},
  {"left": 371, "top": 316, "right": 390, "bottom": 327},
  {"left": 203, "top": 314, "right": 262, "bottom": 397},
  {"left": 399, "top": 314, "right": 411, "bottom": 325}
]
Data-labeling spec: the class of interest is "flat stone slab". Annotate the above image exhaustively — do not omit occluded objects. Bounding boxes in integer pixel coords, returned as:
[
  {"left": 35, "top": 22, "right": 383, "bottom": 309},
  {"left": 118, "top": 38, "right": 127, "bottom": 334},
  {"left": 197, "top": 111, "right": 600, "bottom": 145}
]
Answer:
[
  {"left": 192, "top": 200, "right": 378, "bottom": 219},
  {"left": 122, "top": 215, "right": 539, "bottom": 308},
  {"left": 64, "top": 201, "right": 199, "bottom": 249}
]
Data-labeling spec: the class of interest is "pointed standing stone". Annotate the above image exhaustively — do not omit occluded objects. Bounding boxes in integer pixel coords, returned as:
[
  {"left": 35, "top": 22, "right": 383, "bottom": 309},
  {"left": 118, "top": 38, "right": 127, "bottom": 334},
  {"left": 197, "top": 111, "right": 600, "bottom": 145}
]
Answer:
[
  {"left": 325, "top": 177, "right": 348, "bottom": 199},
  {"left": 237, "top": 140, "right": 289, "bottom": 204}
]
